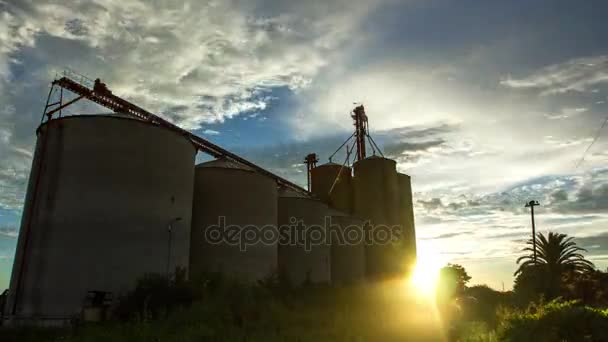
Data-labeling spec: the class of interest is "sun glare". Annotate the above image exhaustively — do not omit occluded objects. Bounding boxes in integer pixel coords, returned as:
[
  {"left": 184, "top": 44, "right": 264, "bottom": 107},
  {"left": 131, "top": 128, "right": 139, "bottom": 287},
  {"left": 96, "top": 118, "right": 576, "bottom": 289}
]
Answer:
[{"left": 409, "top": 241, "right": 447, "bottom": 298}]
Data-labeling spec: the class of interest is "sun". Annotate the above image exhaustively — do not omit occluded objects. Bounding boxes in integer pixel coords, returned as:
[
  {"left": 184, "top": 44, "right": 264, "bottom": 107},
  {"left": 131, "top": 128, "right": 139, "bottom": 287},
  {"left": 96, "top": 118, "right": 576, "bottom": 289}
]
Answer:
[{"left": 408, "top": 241, "right": 447, "bottom": 298}]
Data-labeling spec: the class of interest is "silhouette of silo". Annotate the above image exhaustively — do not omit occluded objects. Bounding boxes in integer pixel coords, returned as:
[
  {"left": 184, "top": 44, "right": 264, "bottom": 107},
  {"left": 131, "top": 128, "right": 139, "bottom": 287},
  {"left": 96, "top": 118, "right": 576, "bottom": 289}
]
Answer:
[
  {"left": 278, "top": 190, "right": 331, "bottom": 285},
  {"left": 328, "top": 211, "right": 366, "bottom": 285},
  {"left": 310, "top": 163, "right": 352, "bottom": 213},
  {"left": 352, "top": 156, "right": 401, "bottom": 279},
  {"left": 189, "top": 159, "right": 278, "bottom": 282},
  {"left": 6, "top": 115, "right": 195, "bottom": 323},
  {"left": 397, "top": 173, "right": 417, "bottom": 273}
]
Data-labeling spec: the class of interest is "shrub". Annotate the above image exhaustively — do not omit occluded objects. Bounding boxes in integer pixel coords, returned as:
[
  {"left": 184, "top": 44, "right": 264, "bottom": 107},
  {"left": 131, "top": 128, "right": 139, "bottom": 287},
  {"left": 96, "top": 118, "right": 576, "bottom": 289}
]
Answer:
[
  {"left": 497, "top": 299, "right": 608, "bottom": 341},
  {"left": 113, "top": 272, "right": 197, "bottom": 321},
  {"left": 463, "top": 285, "right": 511, "bottom": 327}
]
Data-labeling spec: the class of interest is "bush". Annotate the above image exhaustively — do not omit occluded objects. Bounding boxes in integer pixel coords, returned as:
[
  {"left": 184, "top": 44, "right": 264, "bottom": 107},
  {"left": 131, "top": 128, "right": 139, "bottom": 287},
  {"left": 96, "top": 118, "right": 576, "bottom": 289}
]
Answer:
[
  {"left": 113, "top": 272, "right": 198, "bottom": 321},
  {"left": 463, "top": 285, "right": 511, "bottom": 327},
  {"left": 497, "top": 299, "right": 608, "bottom": 341}
]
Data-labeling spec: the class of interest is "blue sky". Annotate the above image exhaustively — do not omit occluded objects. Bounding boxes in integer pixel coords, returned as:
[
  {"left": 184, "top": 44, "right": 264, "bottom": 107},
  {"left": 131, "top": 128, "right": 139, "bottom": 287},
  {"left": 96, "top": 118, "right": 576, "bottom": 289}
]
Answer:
[{"left": 1, "top": 0, "right": 608, "bottom": 290}]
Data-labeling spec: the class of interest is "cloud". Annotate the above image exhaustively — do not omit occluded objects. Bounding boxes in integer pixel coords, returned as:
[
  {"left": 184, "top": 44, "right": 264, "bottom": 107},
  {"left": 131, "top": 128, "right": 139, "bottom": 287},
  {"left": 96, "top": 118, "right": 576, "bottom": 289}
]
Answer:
[
  {"left": 383, "top": 139, "right": 446, "bottom": 159},
  {"left": 0, "top": 104, "right": 32, "bottom": 211},
  {"left": 0, "top": 225, "right": 18, "bottom": 239},
  {"left": 560, "top": 183, "right": 608, "bottom": 213},
  {"left": 544, "top": 107, "right": 588, "bottom": 120},
  {"left": 291, "top": 61, "right": 467, "bottom": 139},
  {"left": 3, "top": 0, "right": 383, "bottom": 129},
  {"left": 501, "top": 55, "right": 608, "bottom": 95},
  {"left": 0, "top": 0, "right": 388, "bottom": 211},
  {"left": 549, "top": 189, "right": 569, "bottom": 203},
  {"left": 202, "top": 129, "right": 220, "bottom": 136},
  {"left": 418, "top": 198, "right": 443, "bottom": 211},
  {"left": 423, "top": 231, "right": 474, "bottom": 240}
]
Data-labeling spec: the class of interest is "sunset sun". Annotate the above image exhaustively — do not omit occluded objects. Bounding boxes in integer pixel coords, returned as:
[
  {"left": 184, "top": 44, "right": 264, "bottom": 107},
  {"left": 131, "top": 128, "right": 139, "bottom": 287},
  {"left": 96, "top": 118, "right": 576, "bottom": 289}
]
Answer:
[{"left": 409, "top": 241, "right": 447, "bottom": 298}]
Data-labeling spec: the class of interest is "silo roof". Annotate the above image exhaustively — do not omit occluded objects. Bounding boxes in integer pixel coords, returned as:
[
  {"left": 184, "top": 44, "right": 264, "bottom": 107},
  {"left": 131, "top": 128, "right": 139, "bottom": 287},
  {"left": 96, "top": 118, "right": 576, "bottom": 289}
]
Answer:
[
  {"left": 196, "top": 158, "right": 255, "bottom": 171},
  {"left": 279, "top": 187, "right": 312, "bottom": 199}
]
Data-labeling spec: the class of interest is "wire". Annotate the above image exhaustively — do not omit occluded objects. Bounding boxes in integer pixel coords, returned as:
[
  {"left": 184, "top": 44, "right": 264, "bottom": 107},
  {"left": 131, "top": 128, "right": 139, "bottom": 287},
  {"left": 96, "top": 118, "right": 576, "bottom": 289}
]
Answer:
[
  {"left": 575, "top": 112, "right": 608, "bottom": 169},
  {"left": 328, "top": 132, "right": 356, "bottom": 163},
  {"left": 366, "top": 132, "right": 385, "bottom": 158},
  {"left": 328, "top": 141, "right": 355, "bottom": 196}
]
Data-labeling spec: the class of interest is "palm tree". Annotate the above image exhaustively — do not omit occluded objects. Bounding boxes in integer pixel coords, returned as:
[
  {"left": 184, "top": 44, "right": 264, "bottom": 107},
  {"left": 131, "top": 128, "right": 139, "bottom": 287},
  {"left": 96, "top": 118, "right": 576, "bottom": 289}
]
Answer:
[
  {"left": 515, "top": 232, "right": 594, "bottom": 277},
  {"left": 514, "top": 232, "right": 595, "bottom": 301}
]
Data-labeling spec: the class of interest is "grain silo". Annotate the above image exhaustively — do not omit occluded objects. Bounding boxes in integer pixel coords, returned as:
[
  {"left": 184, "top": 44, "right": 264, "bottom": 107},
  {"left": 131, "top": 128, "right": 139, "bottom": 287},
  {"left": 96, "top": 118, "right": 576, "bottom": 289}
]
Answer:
[
  {"left": 310, "top": 163, "right": 352, "bottom": 213},
  {"left": 189, "top": 159, "right": 278, "bottom": 282},
  {"left": 352, "top": 156, "right": 401, "bottom": 279},
  {"left": 277, "top": 190, "right": 331, "bottom": 285},
  {"left": 397, "top": 173, "right": 417, "bottom": 273},
  {"left": 329, "top": 211, "right": 366, "bottom": 285},
  {"left": 6, "top": 115, "right": 195, "bottom": 324}
]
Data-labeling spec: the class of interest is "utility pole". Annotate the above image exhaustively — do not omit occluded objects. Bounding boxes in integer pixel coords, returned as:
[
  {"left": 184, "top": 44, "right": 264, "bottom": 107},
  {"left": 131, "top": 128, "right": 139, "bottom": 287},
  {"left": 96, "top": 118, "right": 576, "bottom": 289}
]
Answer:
[{"left": 525, "top": 200, "right": 540, "bottom": 264}]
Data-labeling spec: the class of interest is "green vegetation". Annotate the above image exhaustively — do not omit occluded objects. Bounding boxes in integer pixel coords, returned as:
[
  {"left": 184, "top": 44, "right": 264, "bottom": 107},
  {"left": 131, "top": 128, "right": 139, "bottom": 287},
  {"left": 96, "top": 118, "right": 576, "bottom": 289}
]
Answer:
[
  {"left": 497, "top": 300, "right": 608, "bottom": 341},
  {"left": 514, "top": 232, "right": 595, "bottom": 303},
  {"left": 1, "top": 231, "right": 606, "bottom": 341},
  {"left": 1, "top": 275, "right": 446, "bottom": 341}
]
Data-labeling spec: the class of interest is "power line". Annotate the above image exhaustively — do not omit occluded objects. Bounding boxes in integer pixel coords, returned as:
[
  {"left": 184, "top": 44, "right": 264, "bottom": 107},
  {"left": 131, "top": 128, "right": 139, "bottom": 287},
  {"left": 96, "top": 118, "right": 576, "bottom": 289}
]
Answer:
[{"left": 575, "top": 112, "right": 608, "bottom": 169}]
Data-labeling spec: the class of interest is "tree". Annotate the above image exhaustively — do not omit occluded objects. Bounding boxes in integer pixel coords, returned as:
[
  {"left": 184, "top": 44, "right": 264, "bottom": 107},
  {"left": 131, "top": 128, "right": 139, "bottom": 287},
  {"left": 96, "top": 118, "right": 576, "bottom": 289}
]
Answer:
[
  {"left": 436, "top": 263, "right": 471, "bottom": 304},
  {"left": 562, "top": 269, "right": 608, "bottom": 306},
  {"left": 514, "top": 232, "right": 594, "bottom": 301}
]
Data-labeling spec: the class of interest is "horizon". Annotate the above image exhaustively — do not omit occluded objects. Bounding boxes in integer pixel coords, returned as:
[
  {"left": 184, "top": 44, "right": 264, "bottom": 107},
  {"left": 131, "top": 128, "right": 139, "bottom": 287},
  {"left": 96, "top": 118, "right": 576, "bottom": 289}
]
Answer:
[{"left": 1, "top": 0, "right": 608, "bottom": 291}]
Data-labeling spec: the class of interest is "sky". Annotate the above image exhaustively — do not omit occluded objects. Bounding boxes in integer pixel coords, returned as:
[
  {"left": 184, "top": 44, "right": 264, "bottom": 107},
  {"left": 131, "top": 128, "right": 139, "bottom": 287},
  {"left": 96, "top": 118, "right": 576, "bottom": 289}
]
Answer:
[{"left": 1, "top": 0, "right": 608, "bottom": 290}]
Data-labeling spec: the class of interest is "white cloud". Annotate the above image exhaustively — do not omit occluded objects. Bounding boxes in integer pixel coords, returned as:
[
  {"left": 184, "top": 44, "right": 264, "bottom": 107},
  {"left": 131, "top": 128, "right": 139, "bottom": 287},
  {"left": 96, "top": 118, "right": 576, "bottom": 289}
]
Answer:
[
  {"left": 3, "top": 0, "right": 383, "bottom": 129},
  {"left": 544, "top": 107, "right": 588, "bottom": 120},
  {"left": 0, "top": 226, "right": 18, "bottom": 238},
  {"left": 500, "top": 55, "right": 608, "bottom": 95},
  {"left": 0, "top": 0, "right": 387, "bottom": 211},
  {"left": 292, "top": 62, "right": 466, "bottom": 139},
  {"left": 202, "top": 129, "right": 220, "bottom": 136}
]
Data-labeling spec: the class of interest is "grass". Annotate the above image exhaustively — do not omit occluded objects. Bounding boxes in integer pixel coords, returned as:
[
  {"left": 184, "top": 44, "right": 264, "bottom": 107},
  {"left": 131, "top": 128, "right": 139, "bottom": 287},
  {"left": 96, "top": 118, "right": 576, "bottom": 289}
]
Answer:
[
  {"left": 1, "top": 279, "right": 452, "bottom": 341},
  {"left": 5, "top": 278, "right": 605, "bottom": 341}
]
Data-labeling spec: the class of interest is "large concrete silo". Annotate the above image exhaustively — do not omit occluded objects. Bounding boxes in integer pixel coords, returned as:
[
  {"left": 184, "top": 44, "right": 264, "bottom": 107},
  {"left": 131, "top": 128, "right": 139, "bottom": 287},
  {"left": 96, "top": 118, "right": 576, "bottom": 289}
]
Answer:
[
  {"left": 277, "top": 190, "right": 331, "bottom": 285},
  {"left": 6, "top": 115, "right": 196, "bottom": 324},
  {"left": 352, "top": 156, "right": 401, "bottom": 279},
  {"left": 310, "top": 163, "right": 352, "bottom": 213},
  {"left": 397, "top": 173, "right": 417, "bottom": 274},
  {"left": 189, "top": 159, "right": 278, "bottom": 282},
  {"left": 329, "top": 211, "right": 366, "bottom": 285}
]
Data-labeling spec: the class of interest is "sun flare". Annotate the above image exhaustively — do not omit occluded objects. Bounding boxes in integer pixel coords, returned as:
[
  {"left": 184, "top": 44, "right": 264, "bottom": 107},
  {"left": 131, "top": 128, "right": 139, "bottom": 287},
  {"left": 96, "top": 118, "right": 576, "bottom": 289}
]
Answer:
[{"left": 409, "top": 241, "right": 447, "bottom": 298}]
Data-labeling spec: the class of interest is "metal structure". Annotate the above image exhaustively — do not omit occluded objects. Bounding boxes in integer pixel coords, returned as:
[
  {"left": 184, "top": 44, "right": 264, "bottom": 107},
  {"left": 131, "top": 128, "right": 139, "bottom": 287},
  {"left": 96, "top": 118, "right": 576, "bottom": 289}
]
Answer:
[
  {"left": 304, "top": 104, "right": 417, "bottom": 280},
  {"left": 525, "top": 200, "right": 540, "bottom": 264},
  {"left": 352, "top": 156, "right": 401, "bottom": 278},
  {"left": 350, "top": 105, "right": 384, "bottom": 162},
  {"left": 43, "top": 72, "right": 308, "bottom": 195},
  {"left": 304, "top": 153, "right": 318, "bottom": 192},
  {"left": 277, "top": 190, "right": 331, "bottom": 285},
  {"left": 397, "top": 173, "right": 417, "bottom": 272},
  {"left": 310, "top": 163, "right": 352, "bottom": 213},
  {"left": 329, "top": 212, "right": 366, "bottom": 285},
  {"left": 352, "top": 105, "right": 368, "bottom": 161},
  {"left": 6, "top": 115, "right": 195, "bottom": 323},
  {"left": 190, "top": 159, "right": 278, "bottom": 282}
]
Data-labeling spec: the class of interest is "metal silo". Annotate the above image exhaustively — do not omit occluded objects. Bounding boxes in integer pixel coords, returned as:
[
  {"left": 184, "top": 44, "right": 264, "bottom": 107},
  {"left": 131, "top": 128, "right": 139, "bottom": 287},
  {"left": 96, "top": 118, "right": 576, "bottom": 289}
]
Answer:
[
  {"left": 397, "top": 173, "right": 417, "bottom": 273},
  {"left": 311, "top": 163, "right": 352, "bottom": 213},
  {"left": 352, "top": 156, "right": 401, "bottom": 279},
  {"left": 277, "top": 190, "right": 331, "bottom": 285},
  {"left": 189, "top": 159, "right": 278, "bottom": 282},
  {"left": 329, "top": 211, "right": 366, "bottom": 285},
  {"left": 6, "top": 115, "right": 195, "bottom": 324}
]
